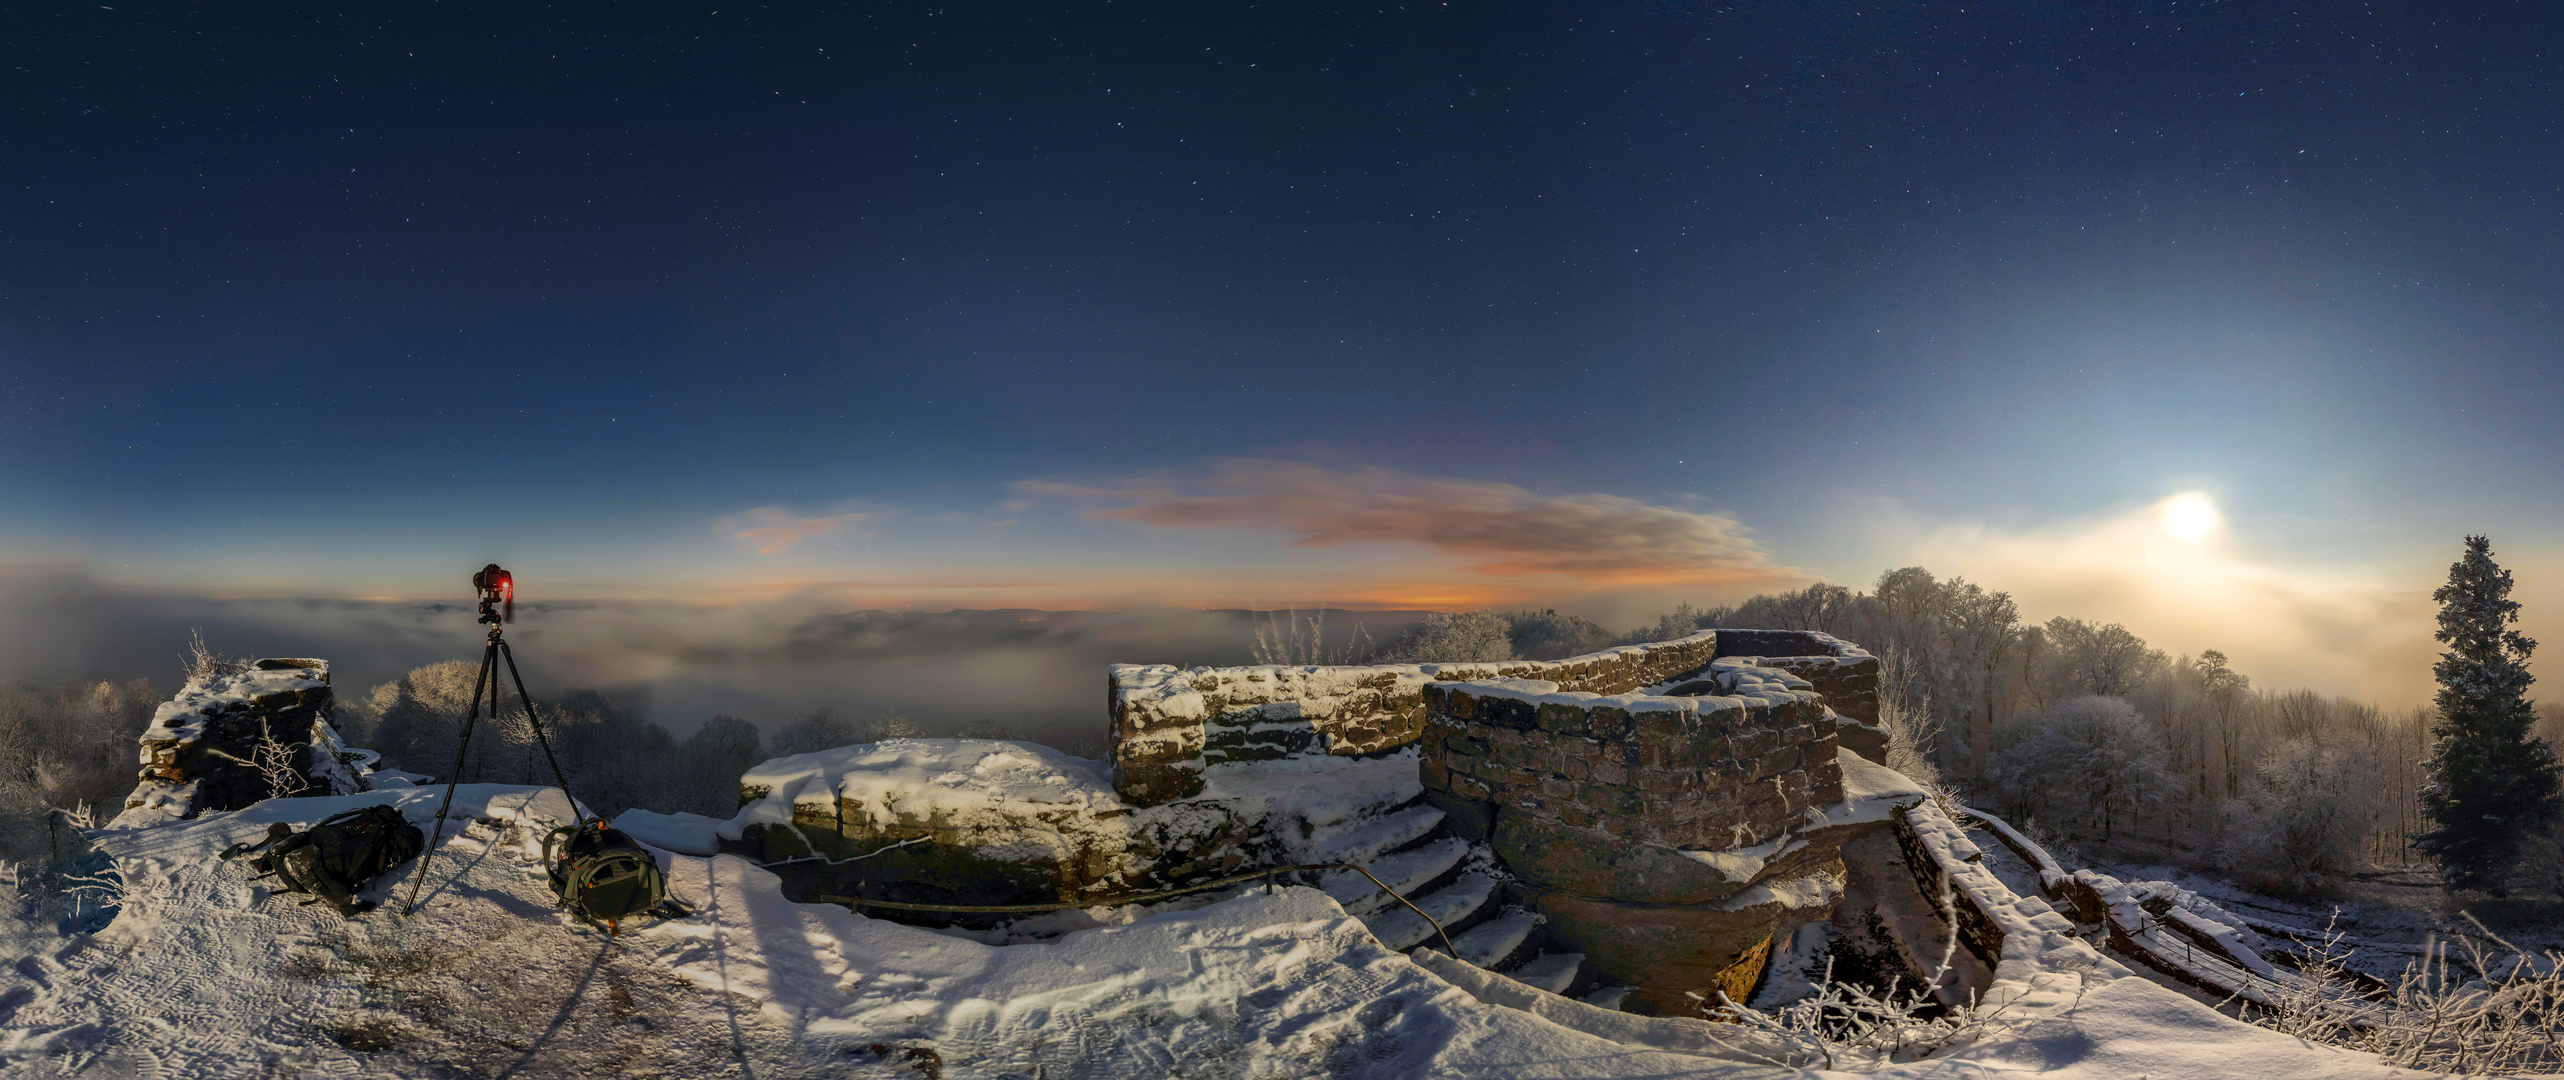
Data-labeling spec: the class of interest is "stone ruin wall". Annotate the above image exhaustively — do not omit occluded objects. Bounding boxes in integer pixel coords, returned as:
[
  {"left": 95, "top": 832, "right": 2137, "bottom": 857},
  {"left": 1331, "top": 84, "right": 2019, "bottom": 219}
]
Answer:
[
  {"left": 1102, "top": 628, "right": 1894, "bottom": 1012},
  {"left": 1107, "top": 632, "right": 1726, "bottom": 805},
  {"left": 1419, "top": 670, "right": 1842, "bottom": 854},
  {"left": 122, "top": 658, "right": 365, "bottom": 819},
  {"left": 1107, "top": 629, "right": 1885, "bottom": 807},
  {"left": 1415, "top": 632, "right": 1890, "bottom": 1012}
]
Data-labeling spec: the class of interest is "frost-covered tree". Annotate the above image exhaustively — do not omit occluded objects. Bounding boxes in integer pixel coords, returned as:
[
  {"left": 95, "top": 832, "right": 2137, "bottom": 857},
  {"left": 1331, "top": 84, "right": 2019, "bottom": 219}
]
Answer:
[
  {"left": 1873, "top": 646, "right": 1943, "bottom": 788},
  {"left": 767, "top": 706, "right": 860, "bottom": 757},
  {"left": 1940, "top": 581, "right": 2019, "bottom": 777},
  {"left": 2414, "top": 535, "right": 2558, "bottom": 892},
  {"left": 1618, "top": 602, "right": 1710, "bottom": 647},
  {"left": 1368, "top": 611, "right": 1515, "bottom": 663},
  {"left": 2042, "top": 618, "right": 2163, "bottom": 697},
  {"left": 364, "top": 660, "right": 483, "bottom": 779},
  {"left": 2218, "top": 738, "right": 2379, "bottom": 892},
  {"left": 1983, "top": 696, "right": 2183, "bottom": 841},
  {"left": 766, "top": 706, "right": 920, "bottom": 758},
  {"left": 679, "top": 715, "right": 765, "bottom": 813},
  {"left": 1501, "top": 609, "right": 1615, "bottom": 661}
]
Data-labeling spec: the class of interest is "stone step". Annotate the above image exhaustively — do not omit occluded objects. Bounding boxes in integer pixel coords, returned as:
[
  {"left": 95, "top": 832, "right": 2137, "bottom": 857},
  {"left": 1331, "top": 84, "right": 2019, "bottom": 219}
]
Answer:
[
  {"left": 1578, "top": 984, "right": 1633, "bottom": 1012},
  {"left": 1364, "top": 870, "right": 1498, "bottom": 951},
  {"left": 1452, "top": 908, "right": 1541, "bottom": 968},
  {"left": 1306, "top": 805, "right": 1445, "bottom": 865},
  {"left": 1321, "top": 836, "right": 1467, "bottom": 912},
  {"left": 1506, "top": 952, "right": 1585, "bottom": 995}
]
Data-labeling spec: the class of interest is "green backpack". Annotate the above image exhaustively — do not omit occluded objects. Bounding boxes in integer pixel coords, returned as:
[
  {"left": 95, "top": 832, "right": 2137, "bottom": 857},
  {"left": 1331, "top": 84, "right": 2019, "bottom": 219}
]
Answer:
[
  {"left": 542, "top": 821, "right": 686, "bottom": 935},
  {"left": 220, "top": 804, "right": 426, "bottom": 918}
]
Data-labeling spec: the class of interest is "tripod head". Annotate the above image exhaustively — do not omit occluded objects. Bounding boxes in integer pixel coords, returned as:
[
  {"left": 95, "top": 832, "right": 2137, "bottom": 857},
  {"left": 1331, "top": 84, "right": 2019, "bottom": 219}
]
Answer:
[{"left": 473, "top": 564, "right": 515, "bottom": 629}]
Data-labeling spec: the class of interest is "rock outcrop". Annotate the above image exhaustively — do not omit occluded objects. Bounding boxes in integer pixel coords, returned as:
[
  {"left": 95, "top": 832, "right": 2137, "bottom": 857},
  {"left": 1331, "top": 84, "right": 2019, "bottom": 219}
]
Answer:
[{"left": 120, "top": 658, "right": 366, "bottom": 820}]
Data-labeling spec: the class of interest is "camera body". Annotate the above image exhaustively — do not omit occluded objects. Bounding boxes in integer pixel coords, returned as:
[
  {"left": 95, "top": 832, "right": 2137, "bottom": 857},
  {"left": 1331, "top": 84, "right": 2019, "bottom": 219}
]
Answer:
[{"left": 474, "top": 564, "right": 514, "bottom": 625}]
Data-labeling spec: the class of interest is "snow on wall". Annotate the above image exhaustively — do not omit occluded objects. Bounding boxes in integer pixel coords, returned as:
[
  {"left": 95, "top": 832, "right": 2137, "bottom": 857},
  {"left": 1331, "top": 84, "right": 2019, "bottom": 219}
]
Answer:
[
  {"left": 1420, "top": 672, "right": 1836, "bottom": 853},
  {"left": 117, "top": 658, "right": 358, "bottom": 822},
  {"left": 1107, "top": 632, "right": 1725, "bottom": 805},
  {"left": 1891, "top": 801, "right": 2132, "bottom": 1010}
]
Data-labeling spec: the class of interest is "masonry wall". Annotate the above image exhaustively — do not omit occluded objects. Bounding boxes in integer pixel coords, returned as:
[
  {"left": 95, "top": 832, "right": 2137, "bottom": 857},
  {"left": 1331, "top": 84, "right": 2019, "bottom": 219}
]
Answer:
[
  {"left": 1417, "top": 644, "right": 1890, "bottom": 1014},
  {"left": 1107, "top": 632, "right": 1724, "bottom": 805},
  {"left": 1418, "top": 676, "right": 1841, "bottom": 854}
]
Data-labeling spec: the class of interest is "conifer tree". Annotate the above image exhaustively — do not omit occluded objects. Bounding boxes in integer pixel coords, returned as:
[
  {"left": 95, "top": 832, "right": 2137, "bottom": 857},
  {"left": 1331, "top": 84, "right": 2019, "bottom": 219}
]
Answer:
[{"left": 2415, "top": 535, "right": 2559, "bottom": 892}]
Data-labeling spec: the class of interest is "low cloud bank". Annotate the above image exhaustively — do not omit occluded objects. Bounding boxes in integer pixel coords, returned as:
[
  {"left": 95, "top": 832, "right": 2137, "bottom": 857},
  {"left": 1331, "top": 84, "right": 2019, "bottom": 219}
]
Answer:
[{"left": 0, "top": 568, "right": 1423, "bottom": 748}]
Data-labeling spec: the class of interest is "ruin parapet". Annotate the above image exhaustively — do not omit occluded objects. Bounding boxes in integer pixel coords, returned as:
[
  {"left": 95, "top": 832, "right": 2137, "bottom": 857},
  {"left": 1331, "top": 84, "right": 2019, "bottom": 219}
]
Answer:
[{"left": 1108, "top": 631, "right": 1724, "bottom": 806}]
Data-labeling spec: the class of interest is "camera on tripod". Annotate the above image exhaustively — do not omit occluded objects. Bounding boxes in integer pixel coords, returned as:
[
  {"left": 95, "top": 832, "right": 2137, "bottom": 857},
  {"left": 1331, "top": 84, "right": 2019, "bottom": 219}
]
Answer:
[{"left": 473, "top": 563, "right": 514, "bottom": 626}]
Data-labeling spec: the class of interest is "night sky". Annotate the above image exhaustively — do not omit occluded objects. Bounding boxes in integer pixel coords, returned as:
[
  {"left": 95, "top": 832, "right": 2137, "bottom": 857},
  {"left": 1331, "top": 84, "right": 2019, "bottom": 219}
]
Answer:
[{"left": 7, "top": 2, "right": 2562, "bottom": 706}]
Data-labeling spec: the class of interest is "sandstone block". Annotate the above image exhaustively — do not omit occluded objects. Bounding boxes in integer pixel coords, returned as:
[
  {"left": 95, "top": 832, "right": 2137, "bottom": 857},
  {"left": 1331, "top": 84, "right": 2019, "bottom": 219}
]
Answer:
[
  {"left": 1522, "top": 885, "right": 1783, "bottom": 1015},
  {"left": 1536, "top": 702, "right": 1589, "bottom": 736},
  {"left": 1112, "top": 761, "right": 1204, "bottom": 805},
  {"left": 1493, "top": 810, "right": 1750, "bottom": 904}
]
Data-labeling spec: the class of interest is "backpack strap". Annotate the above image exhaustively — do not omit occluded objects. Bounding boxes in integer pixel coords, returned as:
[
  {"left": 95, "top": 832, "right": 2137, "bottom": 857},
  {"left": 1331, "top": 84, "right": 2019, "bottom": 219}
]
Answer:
[{"left": 217, "top": 820, "right": 297, "bottom": 862}]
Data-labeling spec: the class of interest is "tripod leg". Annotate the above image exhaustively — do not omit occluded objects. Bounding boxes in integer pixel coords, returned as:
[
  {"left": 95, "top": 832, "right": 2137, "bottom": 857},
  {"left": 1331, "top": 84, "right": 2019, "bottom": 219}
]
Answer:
[
  {"left": 498, "top": 640, "right": 586, "bottom": 824},
  {"left": 402, "top": 641, "right": 496, "bottom": 915}
]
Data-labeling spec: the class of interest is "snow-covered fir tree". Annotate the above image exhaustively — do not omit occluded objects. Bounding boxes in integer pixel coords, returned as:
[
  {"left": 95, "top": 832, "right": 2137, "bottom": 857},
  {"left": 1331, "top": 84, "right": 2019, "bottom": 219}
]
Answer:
[{"left": 2415, "top": 534, "right": 2559, "bottom": 891}]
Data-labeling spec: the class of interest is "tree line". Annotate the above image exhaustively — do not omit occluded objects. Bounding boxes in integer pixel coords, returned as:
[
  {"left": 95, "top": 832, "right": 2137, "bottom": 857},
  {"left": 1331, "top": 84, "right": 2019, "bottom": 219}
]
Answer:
[{"left": 1599, "top": 539, "right": 2557, "bottom": 896}]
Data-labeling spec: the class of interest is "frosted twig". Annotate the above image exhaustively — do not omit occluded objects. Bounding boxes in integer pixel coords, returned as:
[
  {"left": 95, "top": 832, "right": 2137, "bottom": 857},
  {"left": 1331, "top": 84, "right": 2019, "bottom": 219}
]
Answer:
[{"left": 759, "top": 829, "right": 928, "bottom": 868}]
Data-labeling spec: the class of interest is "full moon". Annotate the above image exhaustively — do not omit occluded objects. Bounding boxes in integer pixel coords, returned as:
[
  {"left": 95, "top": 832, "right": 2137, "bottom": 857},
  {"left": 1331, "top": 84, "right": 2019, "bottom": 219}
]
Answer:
[{"left": 2158, "top": 491, "right": 2223, "bottom": 544}]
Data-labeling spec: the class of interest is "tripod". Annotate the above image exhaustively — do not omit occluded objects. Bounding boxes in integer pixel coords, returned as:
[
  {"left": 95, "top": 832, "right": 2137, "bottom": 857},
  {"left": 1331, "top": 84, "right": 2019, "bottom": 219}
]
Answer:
[{"left": 400, "top": 564, "right": 586, "bottom": 916}]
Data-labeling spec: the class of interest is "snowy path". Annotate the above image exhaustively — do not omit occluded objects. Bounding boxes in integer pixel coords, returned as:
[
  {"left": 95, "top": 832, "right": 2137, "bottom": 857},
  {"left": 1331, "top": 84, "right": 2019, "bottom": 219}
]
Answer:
[
  {"left": 2, "top": 786, "right": 2511, "bottom": 1078},
  {"left": 26, "top": 787, "right": 1766, "bottom": 1078}
]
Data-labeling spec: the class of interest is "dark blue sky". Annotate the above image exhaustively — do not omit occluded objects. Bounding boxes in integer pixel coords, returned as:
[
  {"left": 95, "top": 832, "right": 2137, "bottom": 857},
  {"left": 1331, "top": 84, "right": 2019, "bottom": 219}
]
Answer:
[{"left": 5, "top": 0, "right": 2561, "bottom": 685}]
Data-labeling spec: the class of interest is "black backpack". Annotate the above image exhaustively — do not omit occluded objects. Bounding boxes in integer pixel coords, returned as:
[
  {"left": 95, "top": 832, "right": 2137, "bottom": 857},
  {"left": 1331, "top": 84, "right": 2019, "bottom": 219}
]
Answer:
[
  {"left": 542, "top": 820, "right": 686, "bottom": 935},
  {"left": 220, "top": 804, "right": 426, "bottom": 917}
]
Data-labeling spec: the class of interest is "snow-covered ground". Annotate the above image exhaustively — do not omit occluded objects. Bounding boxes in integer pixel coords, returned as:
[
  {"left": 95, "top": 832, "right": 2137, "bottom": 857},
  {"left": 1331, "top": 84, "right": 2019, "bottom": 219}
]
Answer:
[{"left": 0, "top": 779, "right": 2509, "bottom": 1077}]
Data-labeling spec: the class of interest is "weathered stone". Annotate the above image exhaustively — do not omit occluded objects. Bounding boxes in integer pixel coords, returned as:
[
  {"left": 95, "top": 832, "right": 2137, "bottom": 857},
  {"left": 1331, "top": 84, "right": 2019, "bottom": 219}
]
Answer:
[
  {"left": 1492, "top": 810, "right": 1748, "bottom": 904},
  {"left": 1835, "top": 719, "right": 1888, "bottom": 765},
  {"left": 1536, "top": 702, "right": 1589, "bottom": 735},
  {"left": 122, "top": 659, "right": 347, "bottom": 818},
  {"left": 1524, "top": 886, "right": 1786, "bottom": 1016},
  {"left": 1110, "top": 761, "right": 1204, "bottom": 804},
  {"left": 1427, "top": 788, "right": 1495, "bottom": 842},
  {"left": 1752, "top": 746, "right": 1802, "bottom": 780}
]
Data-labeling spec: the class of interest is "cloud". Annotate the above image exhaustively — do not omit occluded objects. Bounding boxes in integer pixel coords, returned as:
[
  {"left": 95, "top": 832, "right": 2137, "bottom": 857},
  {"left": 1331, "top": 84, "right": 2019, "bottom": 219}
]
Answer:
[
  {"left": 719, "top": 507, "right": 871, "bottom": 555},
  {"left": 0, "top": 564, "right": 1431, "bottom": 746},
  {"left": 1020, "top": 459, "right": 1801, "bottom": 587},
  {"left": 1880, "top": 493, "right": 2458, "bottom": 706}
]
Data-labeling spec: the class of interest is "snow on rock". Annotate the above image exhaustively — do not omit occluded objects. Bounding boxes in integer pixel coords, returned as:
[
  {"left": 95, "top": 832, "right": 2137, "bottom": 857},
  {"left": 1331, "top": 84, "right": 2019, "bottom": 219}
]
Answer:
[
  {"left": 1456, "top": 674, "right": 1825, "bottom": 724},
  {"left": 733, "top": 738, "right": 1117, "bottom": 824},
  {"left": 1952, "top": 806, "right": 2072, "bottom": 895},
  {"left": 612, "top": 809, "right": 727, "bottom": 856},
  {"left": 1806, "top": 748, "right": 1930, "bottom": 829},
  {"left": 721, "top": 737, "right": 1429, "bottom": 907},
  {"left": 636, "top": 859, "right": 1766, "bottom": 1077},
  {"left": 118, "top": 658, "right": 350, "bottom": 822}
]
